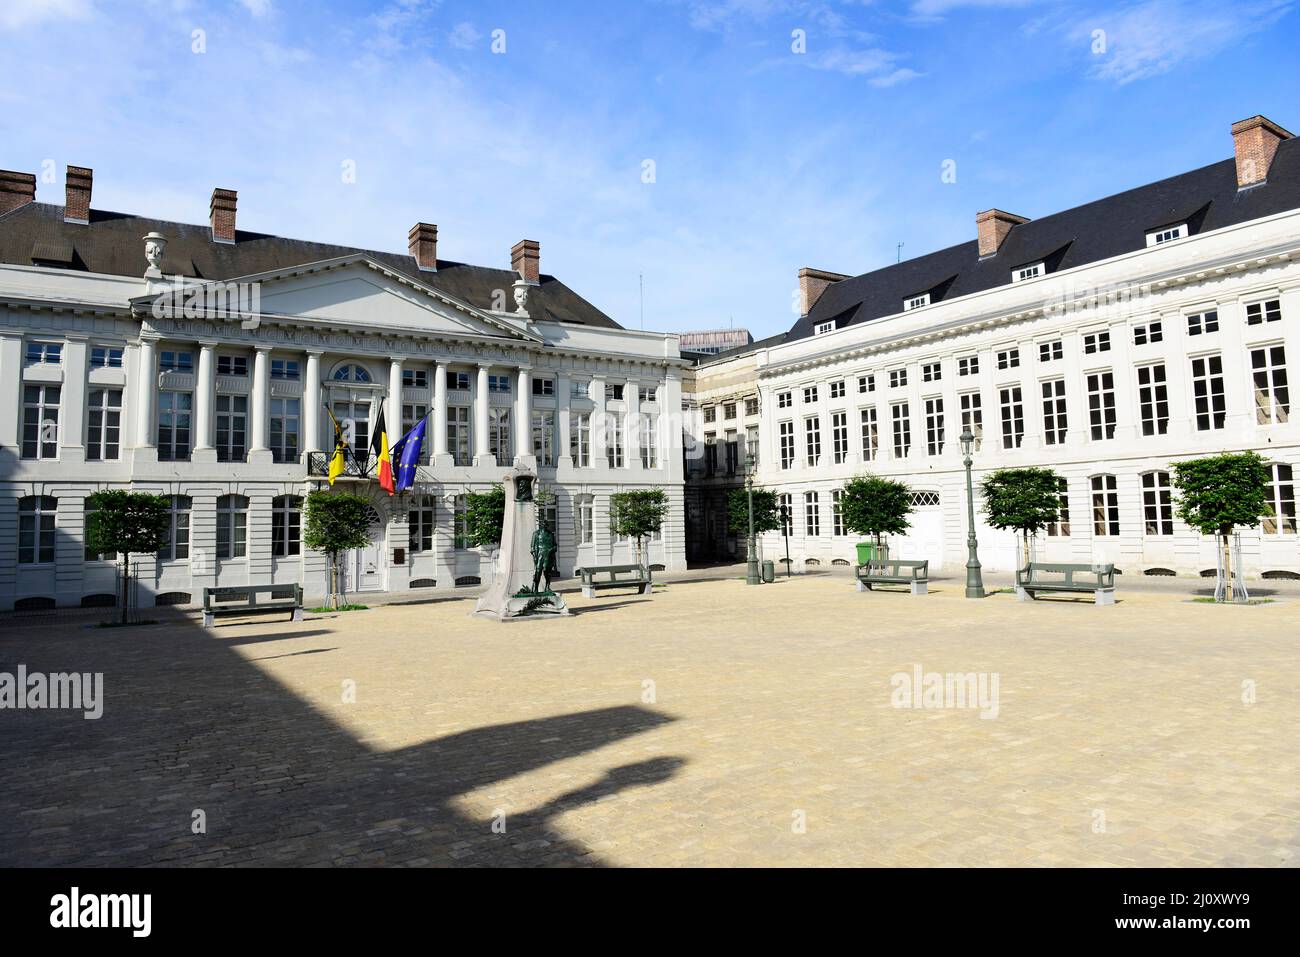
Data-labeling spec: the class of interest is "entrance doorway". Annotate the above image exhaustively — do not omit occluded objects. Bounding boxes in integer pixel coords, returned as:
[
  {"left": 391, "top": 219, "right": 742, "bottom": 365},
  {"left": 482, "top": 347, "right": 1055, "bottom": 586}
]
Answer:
[{"left": 342, "top": 505, "right": 384, "bottom": 593}]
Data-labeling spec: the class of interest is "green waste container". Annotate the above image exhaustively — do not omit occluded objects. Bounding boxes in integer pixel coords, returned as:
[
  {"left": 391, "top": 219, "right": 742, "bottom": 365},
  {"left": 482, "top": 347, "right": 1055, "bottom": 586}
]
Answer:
[
  {"left": 761, "top": 559, "right": 775, "bottom": 583},
  {"left": 856, "top": 542, "right": 876, "bottom": 565}
]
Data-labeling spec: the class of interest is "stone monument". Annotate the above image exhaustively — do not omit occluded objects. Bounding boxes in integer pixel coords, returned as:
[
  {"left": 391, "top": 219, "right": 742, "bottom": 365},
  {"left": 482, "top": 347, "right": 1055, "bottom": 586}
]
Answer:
[{"left": 473, "top": 467, "right": 569, "bottom": 620}]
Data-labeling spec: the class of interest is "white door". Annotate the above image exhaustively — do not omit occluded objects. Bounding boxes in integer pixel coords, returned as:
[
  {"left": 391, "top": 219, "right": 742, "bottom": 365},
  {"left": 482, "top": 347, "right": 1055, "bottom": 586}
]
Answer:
[
  {"left": 343, "top": 507, "right": 384, "bottom": 592},
  {"left": 896, "top": 507, "right": 944, "bottom": 568}
]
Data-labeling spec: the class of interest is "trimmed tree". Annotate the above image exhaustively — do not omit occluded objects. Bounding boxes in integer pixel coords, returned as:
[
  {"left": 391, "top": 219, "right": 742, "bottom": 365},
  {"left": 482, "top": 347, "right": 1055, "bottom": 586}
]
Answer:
[
  {"left": 1171, "top": 451, "right": 1272, "bottom": 602},
  {"left": 84, "top": 490, "right": 171, "bottom": 624},
  {"left": 979, "top": 467, "right": 1062, "bottom": 568},
  {"left": 610, "top": 488, "right": 670, "bottom": 568},
  {"left": 726, "top": 487, "right": 781, "bottom": 537},
  {"left": 840, "top": 474, "right": 914, "bottom": 558},
  {"left": 464, "top": 485, "right": 506, "bottom": 549},
  {"left": 303, "top": 491, "right": 373, "bottom": 609}
]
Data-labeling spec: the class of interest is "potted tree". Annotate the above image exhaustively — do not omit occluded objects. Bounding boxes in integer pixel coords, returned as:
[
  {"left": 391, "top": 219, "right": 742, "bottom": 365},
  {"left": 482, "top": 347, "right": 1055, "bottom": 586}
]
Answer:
[
  {"left": 610, "top": 488, "right": 669, "bottom": 570},
  {"left": 979, "top": 467, "right": 1062, "bottom": 573},
  {"left": 303, "top": 491, "right": 373, "bottom": 610},
  {"left": 840, "top": 474, "right": 914, "bottom": 564},
  {"left": 84, "top": 490, "right": 172, "bottom": 625},
  {"left": 1171, "top": 452, "right": 1271, "bottom": 602}
]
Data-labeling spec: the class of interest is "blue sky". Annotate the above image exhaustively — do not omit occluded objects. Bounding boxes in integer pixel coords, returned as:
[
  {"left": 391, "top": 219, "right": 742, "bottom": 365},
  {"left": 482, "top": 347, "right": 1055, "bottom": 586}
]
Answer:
[{"left": 1, "top": 0, "right": 1296, "bottom": 338}]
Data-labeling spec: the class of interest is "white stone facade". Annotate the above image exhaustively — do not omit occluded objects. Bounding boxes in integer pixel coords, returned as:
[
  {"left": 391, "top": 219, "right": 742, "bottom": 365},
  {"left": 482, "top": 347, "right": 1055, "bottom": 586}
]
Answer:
[
  {"left": 690, "top": 206, "right": 1300, "bottom": 578},
  {"left": 0, "top": 255, "right": 688, "bottom": 610}
]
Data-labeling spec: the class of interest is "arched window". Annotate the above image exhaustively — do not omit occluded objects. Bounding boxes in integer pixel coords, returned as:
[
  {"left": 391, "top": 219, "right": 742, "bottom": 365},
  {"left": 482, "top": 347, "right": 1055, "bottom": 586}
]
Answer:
[
  {"left": 804, "top": 491, "right": 820, "bottom": 537},
  {"left": 1263, "top": 463, "right": 1296, "bottom": 535},
  {"left": 408, "top": 495, "right": 436, "bottom": 553},
  {"left": 332, "top": 363, "right": 372, "bottom": 383},
  {"left": 18, "top": 496, "right": 57, "bottom": 565},
  {"left": 1090, "top": 475, "right": 1119, "bottom": 537},
  {"left": 1141, "top": 471, "right": 1173, "bottom": 536},
  {"left": 83, "top": 500, "right": 117, "bottom": 563},
  {"left": 216, "top": 494, "right": 249, "bottom": 559},
  {"left": 158, "top": 495, "right": 192, "bottom": 562},
  {"left": 272, "top": 495, "right": 302, "bottom": 557}
]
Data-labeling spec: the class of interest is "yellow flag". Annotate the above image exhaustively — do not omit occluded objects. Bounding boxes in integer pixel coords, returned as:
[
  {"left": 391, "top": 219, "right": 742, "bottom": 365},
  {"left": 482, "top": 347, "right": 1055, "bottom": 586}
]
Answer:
[{"left": 325, "top": 405, "right": 346, "bottom": 486}]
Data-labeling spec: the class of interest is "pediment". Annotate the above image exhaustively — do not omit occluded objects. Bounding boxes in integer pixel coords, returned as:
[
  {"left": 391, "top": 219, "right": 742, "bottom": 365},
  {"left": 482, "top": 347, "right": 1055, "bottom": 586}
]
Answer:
[{"left": 222, "top": 256, "right": 537, "bottom": 341}]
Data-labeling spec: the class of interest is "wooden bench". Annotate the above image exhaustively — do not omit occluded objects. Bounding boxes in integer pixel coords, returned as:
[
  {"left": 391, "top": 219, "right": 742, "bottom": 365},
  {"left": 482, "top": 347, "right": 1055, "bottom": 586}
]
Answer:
[
  {"left": 202, "top": 584, "right": 304, "bottom": 627},
  {"left": 855, "top": 559, "right": 929, "bottom": 595},
  {"left": 576, "top": 564, "right": 652, "bottom": 599},
  {"left": 1016, "top": 563, "right": 1115, "bottom": 605}
]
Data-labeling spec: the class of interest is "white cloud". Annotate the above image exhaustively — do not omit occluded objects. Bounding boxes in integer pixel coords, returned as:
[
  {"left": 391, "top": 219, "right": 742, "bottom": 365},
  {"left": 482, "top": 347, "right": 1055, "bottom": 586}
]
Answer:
[
  {"left": 447, "top": 21, "right": 480, "bottom": 51},
  {"left": 1079, "top": 0, "right": 1295, "bottom": 85},
  {"left": 238, "top": 0, "right": 273, "bottom": 17},
  {"left": 0, "top": 0, "right": 94, "bottom": 30},
  {"left": 869, "top": 66, "right": 924, "bottom": 87},
  {"left": 910, "top": 0, "right": 1038, "bottom": 13}
]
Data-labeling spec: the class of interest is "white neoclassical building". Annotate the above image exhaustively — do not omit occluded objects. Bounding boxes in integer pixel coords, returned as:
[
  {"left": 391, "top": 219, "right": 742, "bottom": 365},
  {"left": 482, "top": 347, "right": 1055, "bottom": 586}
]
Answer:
[
  {"left": 688, "top": 114, "right": 1300, "bottom": 579},
  {"left": 0, "top": 173, "right": 687, "bottom": 610}
]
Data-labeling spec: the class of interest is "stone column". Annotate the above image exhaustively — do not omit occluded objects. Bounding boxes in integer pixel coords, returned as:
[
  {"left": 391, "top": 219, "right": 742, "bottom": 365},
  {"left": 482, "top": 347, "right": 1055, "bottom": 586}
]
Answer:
[
  {"left": 304, "top": 351, "right": 323, "bottom": 455},
  {"left": 59, "top": 336, "right": 88, "bottom": 465},
  {"left": 136, "top": 337, "right": 157, "bottom": 449},
  {"left": 249, "top": 346, "right": 271, "bottom": 462},
  {"left": 0, "top": 334, "right": 22, "bottom": 449},
  {"left": 515, "top": 365, "right": 532, "bottom": 463},
  {"left": 193, "top": 341, "right": 217, "bottom": 462},
  {"left": 625, "top": 378, "right": 640, "bottom": 469},
  {"left": 557, "top": 374, "right": 572, "bottom": 468},
  {"left": 432, "top": 359, "right": 450, "bottom": 464},
  {"left": 388, "top": 356, "right": 403, "bottom": 443},
  {"left": 474, "top": 363, "right": 492, "bottom": 465}
]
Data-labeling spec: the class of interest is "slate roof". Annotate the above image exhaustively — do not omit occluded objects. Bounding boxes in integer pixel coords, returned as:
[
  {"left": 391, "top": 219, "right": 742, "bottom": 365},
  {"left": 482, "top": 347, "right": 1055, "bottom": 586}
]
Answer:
[
  {"left": 780, "top": 136, "right": 1300, "bottom": 346},
  {"left": 0, "top": 202, "right": 621, "bottom": 329}
]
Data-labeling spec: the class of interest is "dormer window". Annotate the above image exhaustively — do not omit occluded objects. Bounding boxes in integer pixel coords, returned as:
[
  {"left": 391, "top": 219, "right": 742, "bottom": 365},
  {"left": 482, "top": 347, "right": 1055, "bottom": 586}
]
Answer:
[
  {"left": 1146, "top": 224, "right": 1186, "bottom": 247},
  {"left": 814, "top": 321, "right": 834, "bottom": 336},
  {"left": 1012, "top": 262, "right": 1044, "bottom": 283},
  {"left": 904, "top": 293, "right": 930, "bottom": 311}
]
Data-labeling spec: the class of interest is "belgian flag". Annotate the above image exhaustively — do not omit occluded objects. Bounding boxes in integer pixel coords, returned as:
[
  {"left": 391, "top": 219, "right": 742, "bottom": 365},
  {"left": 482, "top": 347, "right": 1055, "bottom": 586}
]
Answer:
[{"left": 373, "top": 405, "right": 395, "bottom": 495}]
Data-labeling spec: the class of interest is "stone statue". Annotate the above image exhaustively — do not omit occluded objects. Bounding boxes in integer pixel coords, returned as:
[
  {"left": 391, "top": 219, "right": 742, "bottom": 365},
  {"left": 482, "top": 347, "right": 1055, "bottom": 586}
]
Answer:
[
  {"left": 472, "top": 466, "right": 569, "bottom": 620},
  {"left": 530, "top": 525, "right": 557, "bottom": 594}
]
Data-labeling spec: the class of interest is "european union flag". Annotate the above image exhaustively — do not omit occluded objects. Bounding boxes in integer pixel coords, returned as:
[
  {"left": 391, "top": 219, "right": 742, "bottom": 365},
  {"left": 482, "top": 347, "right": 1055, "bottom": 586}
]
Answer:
[{"left": 393, "top": 415, "right": 428, "bottom": 493}]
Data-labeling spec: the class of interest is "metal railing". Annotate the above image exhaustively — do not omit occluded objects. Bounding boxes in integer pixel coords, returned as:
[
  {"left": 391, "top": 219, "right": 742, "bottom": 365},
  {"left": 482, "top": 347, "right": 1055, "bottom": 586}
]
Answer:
[{"left": 306, "top": 449, "right": 376, "bottom": 479}]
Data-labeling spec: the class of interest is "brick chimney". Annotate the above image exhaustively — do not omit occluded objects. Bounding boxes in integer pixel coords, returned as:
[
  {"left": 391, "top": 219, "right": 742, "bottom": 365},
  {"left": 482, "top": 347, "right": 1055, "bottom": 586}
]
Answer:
[
  {"left": 511, "top": 239, "right": 540, "bottom": 284},
  {"left": 976, "top": 208, "right": 1029, "bottom": 258},
  {"left": 1231, "top": 115, "right": 1293, "bottom": 188},
  {"left": 798, "top": 267, "right": 850, "bottom": 317},
  {"left": 64, "top": 166, "right": 92, "bottom": 224},
  {"left": 209, "top": 188, "right": 237, "bottom": 244},
  {"left": 0, "top": 170, "right": 36, "bottom": 217},
  {"left": 408, "top": 222, "right": 438, "bottom": 271}
]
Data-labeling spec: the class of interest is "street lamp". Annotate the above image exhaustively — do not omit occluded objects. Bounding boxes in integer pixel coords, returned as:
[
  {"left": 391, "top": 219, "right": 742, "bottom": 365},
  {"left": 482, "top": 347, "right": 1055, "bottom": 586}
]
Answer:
[
  {"left": 744, "top": 451, "right": 761, "bottom": 585},
  {"left": 960, "top": 427, "right": 985, "bottom": 598}
]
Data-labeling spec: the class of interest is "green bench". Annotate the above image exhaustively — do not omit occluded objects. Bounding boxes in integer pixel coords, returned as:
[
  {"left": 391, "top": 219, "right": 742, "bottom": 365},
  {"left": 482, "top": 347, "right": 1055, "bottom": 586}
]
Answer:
[
  {"left": 1016, "top": 563, "right": 1115, "bottom": 606},
  {"left": 202, "top": 584, "right": 304, "bottom": 627},
  {"left": 576, "top": 564, "right": 652, "bottom": 599},
  {"left": 855, "top": 559, "right": 929, "bottom": 595}
]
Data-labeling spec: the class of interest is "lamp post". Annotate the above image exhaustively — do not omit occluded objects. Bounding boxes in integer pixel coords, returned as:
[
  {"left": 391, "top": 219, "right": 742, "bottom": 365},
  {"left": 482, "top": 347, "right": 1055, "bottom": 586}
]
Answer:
[
  {"left": 744, "top": 451, "right": 760, "bottom": 585},
  {"left": 960, "top": 427, "right": 985, "bottom": 598}
]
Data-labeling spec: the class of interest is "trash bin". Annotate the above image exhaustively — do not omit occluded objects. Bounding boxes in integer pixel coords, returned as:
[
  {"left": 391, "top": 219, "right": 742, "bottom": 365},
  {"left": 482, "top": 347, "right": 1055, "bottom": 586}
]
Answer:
[
  {"left": 855, "top": 542, "right": 876, "bottom": 565},
  {"left": 761, "top": 559, "right": 775, "bottom": 583}
]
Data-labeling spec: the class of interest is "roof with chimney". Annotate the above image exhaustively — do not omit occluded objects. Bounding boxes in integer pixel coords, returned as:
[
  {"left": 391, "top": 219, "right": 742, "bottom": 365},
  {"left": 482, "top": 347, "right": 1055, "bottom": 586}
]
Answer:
[
  {"left": 0, "top": 202, "right": 621, "bottom": 329},
  {"left": 694, "top": 121, "right": 1300, "bottom": 364},
  {"left": 787, "top": 136, "right": 1300, "bottom": 345}
]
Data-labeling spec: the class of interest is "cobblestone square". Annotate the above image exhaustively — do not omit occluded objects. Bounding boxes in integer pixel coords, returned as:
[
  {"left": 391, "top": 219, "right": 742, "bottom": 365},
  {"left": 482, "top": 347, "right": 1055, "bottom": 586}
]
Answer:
[{"left": 2, "top": 575, "right": 1296, "bottom": 867}]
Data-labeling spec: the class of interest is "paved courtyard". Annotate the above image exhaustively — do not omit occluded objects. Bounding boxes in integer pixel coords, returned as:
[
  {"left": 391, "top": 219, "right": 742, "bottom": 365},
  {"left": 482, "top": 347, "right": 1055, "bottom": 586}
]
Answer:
[{"left": 1, "top": 574, "right": 1297, "bottom": 867}]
